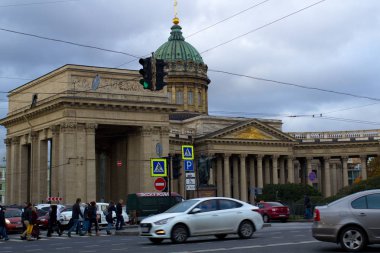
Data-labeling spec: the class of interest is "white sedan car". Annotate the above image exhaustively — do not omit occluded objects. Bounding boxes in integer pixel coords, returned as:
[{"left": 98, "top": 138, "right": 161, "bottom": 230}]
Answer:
[{"left": 139, "top": 197, "right": 264, "bottom": 244}]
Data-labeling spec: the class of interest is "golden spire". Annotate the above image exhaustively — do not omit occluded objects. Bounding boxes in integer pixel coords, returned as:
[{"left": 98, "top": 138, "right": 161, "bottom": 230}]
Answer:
[{"left": 173, "top": 0, "right": 180, "bottom": 25}]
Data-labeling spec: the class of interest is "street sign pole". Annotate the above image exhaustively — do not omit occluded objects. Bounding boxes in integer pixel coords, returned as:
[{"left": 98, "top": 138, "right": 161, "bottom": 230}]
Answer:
[{"left": 168, "top": 154, "right": 172, "bottom": 196}]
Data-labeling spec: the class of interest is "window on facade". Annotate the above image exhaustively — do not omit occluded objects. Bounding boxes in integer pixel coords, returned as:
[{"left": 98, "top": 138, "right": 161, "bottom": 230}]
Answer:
[
  {"left": 0, "top": 171, "right": 2, "bottom": 179},
  {"left": 198, "top": 91, "right": 202, "bottom": 105},
  {"left": 176, "top": 91, "right": 183, "bottom": 105},
  {"left": 0, "top": 194, "right": 2, "bottom": 203},
  {"left": 0, "top": 184, "right": 2, "bottom": 190},
  {"left": 167, "top": 92, "right": 172, "bottom": 103},
  {"left": 188, "top": 91, "right": 193, "bottom": 105}
]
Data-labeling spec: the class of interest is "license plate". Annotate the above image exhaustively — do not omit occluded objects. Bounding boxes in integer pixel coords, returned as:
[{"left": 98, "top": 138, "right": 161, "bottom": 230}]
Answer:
[{"left": 141, "top": 227, "right": 150, "bottom": 233}]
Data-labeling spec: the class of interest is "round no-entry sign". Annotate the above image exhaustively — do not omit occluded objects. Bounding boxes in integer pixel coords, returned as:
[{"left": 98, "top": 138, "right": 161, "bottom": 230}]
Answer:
[{"left": 154, "top": 177, "right": 166, "bottom": 191}]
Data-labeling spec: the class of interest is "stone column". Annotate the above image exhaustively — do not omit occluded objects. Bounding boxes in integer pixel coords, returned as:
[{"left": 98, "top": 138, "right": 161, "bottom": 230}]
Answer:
[
  {"left": 20, "top": 140, "right": 29, "bottom": 204},
  {"left": 30, "top": 131, "right": 39, "bottom": 204},
  {"left": 342, "top": 156, "right": 349, "bottom": 187},
  {"left": 37, "top": 139, "right": 48, "bottom": 203},
  {"left": 249, "top": 157, "right": 255, "bottom": 204},
  {"left": 216, "top": 156, "right": 223, "bottom": 197},
  {"left": 331, "top": 163, "right": 337, "bottom": 195},
  {"left": 279, "top": 157, "right": 285, "bottom": 184},
  {"left": 272, "top": 155, "right": 279, "bottom": 184},
  {"left": 85, "top": 123, "right": 97, "bottom": 202},
  {"left": 232, "top": 156, "right": 239, "bottom": 199},
  {"left": 223, "top": 153, "right": 231, "bottom": 197},
  {"left": 59, "top": 122, "right": 76, "bottom": 203},
  {"left": 360, "top": 155, "right": 367, "bottom": 180},
  {"left": 50, "top": 125, "right": 60, "bottom": 198},
  {"left": 287, "top": 156, "right": 294, "bottom": 183},
  {"left": 306, "top": 157, "right": 313, "bottom": 186},
  {"left": 264, "top": 157, "right": 271, "bottom": 184},
  {"left": 4, "top": 139, "right": 12, "bottom": 204},
  {"left": 324, "top": 156, "right": 331, "bottom": 197},
  {"left": 257, "top": 155, "right": 264, "bottom": 188},
  {"left": 140, "top": 126, "right": 155, "bottom": 192},
  {"left": 239, "top": 154, "right": 247, "bottom": 202}
]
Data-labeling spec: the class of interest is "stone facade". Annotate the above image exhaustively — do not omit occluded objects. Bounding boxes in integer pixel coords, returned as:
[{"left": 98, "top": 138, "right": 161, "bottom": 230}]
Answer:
[{"left": 1, "top": 65, "right": 379, "bottom": 205}]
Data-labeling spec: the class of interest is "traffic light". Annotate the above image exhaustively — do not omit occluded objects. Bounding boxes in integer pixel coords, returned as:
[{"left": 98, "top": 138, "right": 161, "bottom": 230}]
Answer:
[
  {"left": 172, "top": 155, "right": 181, "bottom": 179},
  {"left": 139, "top": 57, "right": 152, "bottom": 90},
  {"left": 155, "top": 59, "right": 168, "bottom": 91}
]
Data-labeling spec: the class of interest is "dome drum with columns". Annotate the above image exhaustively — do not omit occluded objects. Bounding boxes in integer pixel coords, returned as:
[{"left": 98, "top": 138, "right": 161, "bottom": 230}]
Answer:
[{"left": 155, "top": 18, "right": 210, "bottom": 116}]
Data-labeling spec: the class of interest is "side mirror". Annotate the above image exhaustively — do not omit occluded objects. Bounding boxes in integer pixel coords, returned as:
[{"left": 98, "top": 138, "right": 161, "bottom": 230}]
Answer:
[{"left": 191, "top": 208, "right": 202, "bottom": 214}]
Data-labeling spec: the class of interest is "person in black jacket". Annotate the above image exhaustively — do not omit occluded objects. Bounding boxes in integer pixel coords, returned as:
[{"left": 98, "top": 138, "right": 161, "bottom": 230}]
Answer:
[
  {"left": 0, "top": 205, "right": 9, "bottom": 241},
  {"left": 87, "top": 201, "right": 99, "bottom": 236},
  {"left": 115, "top": 199, "right": 124, "bottom": 230},
  {"left": 20, "top": 203, "right": 33, "bottom": 240},
  {"left": 67, "top": 198, "right": 83, "bottom": 237},
  {"left": 47, "top": 205, "right": 61, "bottom": 237},
  {"left": 105, "top": 201, "right": 116, "bottom": 235}
]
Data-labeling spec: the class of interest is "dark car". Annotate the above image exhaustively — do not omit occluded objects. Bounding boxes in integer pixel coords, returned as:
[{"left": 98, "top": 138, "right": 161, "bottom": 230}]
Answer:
[
  {"left": 4, "top": 208, "right": 23, "bottom": 232},
  {"left": 36, "top": 211, "right": 50, "bottom": 230},
  {"left": 256, "top": 201, "right": 290, "bottom": 223}
]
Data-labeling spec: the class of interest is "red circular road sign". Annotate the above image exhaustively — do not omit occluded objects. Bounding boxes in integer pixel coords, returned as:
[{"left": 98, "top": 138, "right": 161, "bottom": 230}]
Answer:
[
  {"left": 117, "top": 160, "right": 122, "bottom": 167},
  {"left": 154, "top": 177, "right": 166, "bottom": 191}
]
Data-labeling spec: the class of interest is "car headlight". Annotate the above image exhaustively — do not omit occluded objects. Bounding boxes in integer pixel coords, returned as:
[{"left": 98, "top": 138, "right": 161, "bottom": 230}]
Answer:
[
  {"left": 154, "top": 217, "right": 174, "bottom": 225},
  {"left": 5, "top": 218, "right": 10, "bottom": 225}
]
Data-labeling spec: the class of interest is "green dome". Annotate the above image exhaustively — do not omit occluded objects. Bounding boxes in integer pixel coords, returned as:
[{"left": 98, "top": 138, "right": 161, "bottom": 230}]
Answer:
[{"left": 155, "top": 24, "right": 204, "bottom": 64}]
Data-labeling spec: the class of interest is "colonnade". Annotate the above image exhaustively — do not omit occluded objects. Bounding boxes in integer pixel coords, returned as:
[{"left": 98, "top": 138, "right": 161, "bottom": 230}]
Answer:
[{"left": 201, "top": 153, "right": 368, "bottom": 201}]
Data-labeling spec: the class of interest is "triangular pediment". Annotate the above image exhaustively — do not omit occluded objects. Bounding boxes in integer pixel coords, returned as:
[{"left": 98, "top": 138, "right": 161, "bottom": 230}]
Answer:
[
  {"left": 223, "top": 126, "right": 277, "bottom": 140},
  {"left": 196, "top": 119, "right": 296, "bottom": 142}
]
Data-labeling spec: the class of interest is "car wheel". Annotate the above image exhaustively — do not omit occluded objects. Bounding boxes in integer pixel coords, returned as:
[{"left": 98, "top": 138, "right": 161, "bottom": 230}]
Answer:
[
  {"left": 149, "top": 238, "right": 164, "bottom": 244},
  {"left": 215, "top": 234, "right": 227, "bottom": 240},
  {"left": 238, "top": 220, "right": 254, "bottom": 239},
  {"left": 339, "top": 226, "right": 367, "bottom": 252},
  {"left": 263, "top": 214, "right": 270, "bottom": 223},
  {"left": 171, "top": 224, "right": 188, "bottom": 243}
]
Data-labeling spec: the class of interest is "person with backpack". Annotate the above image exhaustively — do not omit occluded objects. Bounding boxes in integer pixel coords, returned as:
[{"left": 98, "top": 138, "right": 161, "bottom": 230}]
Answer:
[{"left": 105, "top": 201, "right": 116, "bottom": 235}]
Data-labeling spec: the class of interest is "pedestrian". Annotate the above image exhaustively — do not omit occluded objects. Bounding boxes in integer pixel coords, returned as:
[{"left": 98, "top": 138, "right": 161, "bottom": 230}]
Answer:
[
  {"left": 31, "top": 207, "right": 41, "bottom": 240},
  {"left": 80, "top": 203, "right": 89, "bottom": 236},
  {"left": 20, "top": 202, "right": 33, "bottom": 241},
  {"left": 47, "top": 205, "right": 62, "bottom": 237},
  {"left": 67, "top": 198, "right": 83, "bottom": 237},
  {"left": 105, "top": 201, "right": 116, "bottom": 235},
  {"left": 0, "top": 205, "right": 9, "bottom": 241},
  {"left": 115, "top": 199, "right": 124, "bottom": 230},
  {"left": 87, "top": 201, "right": 99, "bottom": 236},
  {"left": 304, "top": 194, "right": 312, "bottom": 219}
]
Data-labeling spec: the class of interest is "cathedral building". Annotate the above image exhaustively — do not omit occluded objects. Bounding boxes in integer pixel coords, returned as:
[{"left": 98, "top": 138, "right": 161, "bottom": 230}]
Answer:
[{"left": 1, "top": 18, "right": 379, "bottom": 205}]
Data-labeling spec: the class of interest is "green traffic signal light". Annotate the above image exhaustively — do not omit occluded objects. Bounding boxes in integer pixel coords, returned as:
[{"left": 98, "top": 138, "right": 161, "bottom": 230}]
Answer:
[{"left": 139, "top": 57, "right": 153, "bottom": 90}]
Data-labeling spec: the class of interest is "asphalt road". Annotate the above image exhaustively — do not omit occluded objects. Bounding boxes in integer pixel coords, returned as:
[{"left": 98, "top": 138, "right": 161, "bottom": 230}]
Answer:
[{"left": 1, "top": 223, "right": 380, "bottom": 253}]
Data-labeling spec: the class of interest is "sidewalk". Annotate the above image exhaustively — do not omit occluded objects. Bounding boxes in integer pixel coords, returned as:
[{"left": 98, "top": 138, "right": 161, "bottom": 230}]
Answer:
[{"left": 115, "top": 223, "right": 272, "bottom": 236}]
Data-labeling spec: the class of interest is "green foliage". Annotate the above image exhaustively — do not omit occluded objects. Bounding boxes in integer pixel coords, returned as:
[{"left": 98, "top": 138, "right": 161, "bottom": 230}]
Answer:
[
  {"left": 259, "top": 183, "right": 322, "bottom": 203},
  {"left": 323, "top": 175, "right": 380, "bottom": 204}
]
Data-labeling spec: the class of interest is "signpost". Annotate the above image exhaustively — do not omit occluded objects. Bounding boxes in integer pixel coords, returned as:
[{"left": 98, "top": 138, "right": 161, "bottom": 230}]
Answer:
[
  {"left": 151, "top": 158, "right": 167, "bottom": 177},
  {"left": 308, "top": 171, "right": 317, "bottom": 183},
  {"left": 184, "top": 160, "right": 194, "bottom": 172},
  {"left": 181, "top": 145, "right": 194, "bottom": 160},
  {"left": 154, "top": 177, "right": 166, "bottom": 192}
]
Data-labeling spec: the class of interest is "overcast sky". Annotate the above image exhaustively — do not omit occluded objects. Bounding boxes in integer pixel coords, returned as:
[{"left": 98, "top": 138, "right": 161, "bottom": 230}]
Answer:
[{"left": 1, "top": 0, "right": 380, "bottom": 161}]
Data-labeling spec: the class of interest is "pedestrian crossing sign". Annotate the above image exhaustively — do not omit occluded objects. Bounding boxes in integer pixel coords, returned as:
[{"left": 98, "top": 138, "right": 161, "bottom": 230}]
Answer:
[
  {"left": 181, "top": 145, "right": 194, "bottom": 160},
  {"left": 151, "top": 158, "right": 167, "bottom": 177}
]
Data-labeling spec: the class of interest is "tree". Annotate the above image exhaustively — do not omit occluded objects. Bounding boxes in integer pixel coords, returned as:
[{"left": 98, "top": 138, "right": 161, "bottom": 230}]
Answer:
[{"left": 367, "top": 157, "right": 380, "bottom": 177}]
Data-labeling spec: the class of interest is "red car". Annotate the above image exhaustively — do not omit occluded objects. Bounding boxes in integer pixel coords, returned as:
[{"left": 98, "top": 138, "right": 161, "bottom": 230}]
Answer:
[
  {"left": 256, "top": 201, "right": 290, "bottom": 223},
  {"left": 4, "top": 208, "right": 24, "bottom": 232}
]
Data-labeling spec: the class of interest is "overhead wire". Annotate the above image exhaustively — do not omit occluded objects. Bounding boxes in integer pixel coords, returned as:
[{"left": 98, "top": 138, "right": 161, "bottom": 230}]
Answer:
[{"left": 0, "top": 0, "right": 81, "bottom": 8}]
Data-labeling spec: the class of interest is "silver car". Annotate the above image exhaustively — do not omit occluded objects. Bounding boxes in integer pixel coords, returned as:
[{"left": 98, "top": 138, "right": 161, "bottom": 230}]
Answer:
[
  {"left": 312, "top": 189, "right": 380, "bottom": 252},
  {"left": 139, "top": 197, "right": 264, "bottom": 244}
]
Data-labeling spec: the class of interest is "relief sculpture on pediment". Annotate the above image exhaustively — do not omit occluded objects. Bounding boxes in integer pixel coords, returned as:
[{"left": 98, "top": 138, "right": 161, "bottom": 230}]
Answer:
[{"left": 230, "top": 127, "right": 275, "bottom": 140}]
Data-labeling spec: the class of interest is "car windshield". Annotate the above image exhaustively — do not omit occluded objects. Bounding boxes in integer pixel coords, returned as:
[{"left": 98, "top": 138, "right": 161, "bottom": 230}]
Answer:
[
  {"left": 5, "top": 209, "right": 22, "bottom": 218},
  {"left": 164, "top": 199, "right": 199, "bottom": 213}
]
